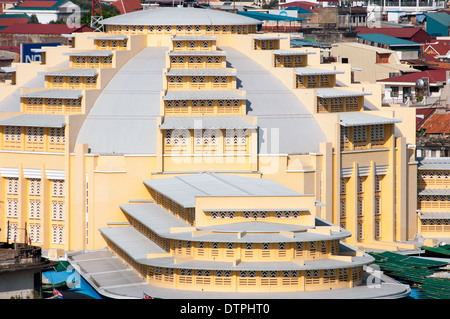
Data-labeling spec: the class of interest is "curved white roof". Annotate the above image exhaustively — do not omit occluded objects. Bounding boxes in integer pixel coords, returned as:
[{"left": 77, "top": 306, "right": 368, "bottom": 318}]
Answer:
[{"left": 101, "top": 7, "right": 263, "bottom": 26}]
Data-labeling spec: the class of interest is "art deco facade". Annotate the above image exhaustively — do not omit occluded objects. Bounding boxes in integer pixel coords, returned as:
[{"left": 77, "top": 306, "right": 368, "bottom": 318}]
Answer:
[{"left": 0, "top": 8, "right": 417, "bottom": 295}]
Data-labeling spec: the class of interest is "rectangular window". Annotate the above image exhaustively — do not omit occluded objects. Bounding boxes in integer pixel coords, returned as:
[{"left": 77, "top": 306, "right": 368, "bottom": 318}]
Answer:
[
  {"left": 29, "top": 200, "right": 41, "bottom": 219},
  {"left": 52, "top": 179, "right": 65, "bottom": 197},
  {"left": 29, "top": 178, "right": 41, "bottom": 195},
  {"left": 51, "top": 225, "right": 64, "bottom": 244},
  {"left": 51, "top": 201, "right": 64, "bottom": 220},
  {"left": 6, "top": 177, "right": 19, "bottom": 194},
  {"left": 353, "top": 126, "right": 366, "bottom": 141},
  {"left": 6, "top": 199, "right": 18, "bottom": 218},
  {"left": 26, "top": 127, "right": 44, "bottom": 142}
]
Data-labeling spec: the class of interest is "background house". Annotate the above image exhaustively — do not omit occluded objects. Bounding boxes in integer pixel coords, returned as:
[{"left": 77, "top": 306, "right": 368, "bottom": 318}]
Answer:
[
  {"left": 424, "top": 12, "right": 450, "bottom": 37},
  {"left": 377, "top": 69, "right": 448, "bottom": 106},
  {"left": 416, "top": 109, "right": 450, "bottom": 157},
  {"left": 355, "top": 27, "right": 431, "bottom": 44}
]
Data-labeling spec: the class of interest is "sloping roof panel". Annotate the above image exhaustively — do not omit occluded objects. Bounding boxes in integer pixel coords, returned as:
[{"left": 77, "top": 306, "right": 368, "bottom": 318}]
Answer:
[
  {"left": 0, "top": 114, "right": 66, "bottom": 128},
  {"left": 159, "top": 116, "right": 257, "bottom": 129},
  {"left": 144, "top": 172, "right": 301, "bottom": 208},
  {"left": 339, "top": 112, "right": 402, "bottom": 127},
  {"left": 101, "top": 7, "right": 262, "bottom": 26},
  {"left": 357, "top": 33, "right": 421, "bottom": 46},
  {"left": 21, "top": 89, "right": 83, "bottom": 99}
]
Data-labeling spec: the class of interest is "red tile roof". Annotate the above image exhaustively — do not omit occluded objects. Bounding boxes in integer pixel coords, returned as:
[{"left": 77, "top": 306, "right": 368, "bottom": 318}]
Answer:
[
  {"left": 17, "top": 0, "right": 58, "bottom": 7},
  {"left": 111, "top": 0, "right": 142, "bottom": 14},
  {"left": 0, "top": 23, "right": 92, "bottom": 34},
  {"left": 0, "top": 16, "right": 30, "bottom": 26},
  {"left": 416, "top": 108, "right": 435, "bottom": 128},
  {"left": 423, "top": 43, "right": 450, "bottom": 55},
  {"left": 419, "top": 113, "right": 450, "bottom": 134},
  {"left": 378, "top": 69, "right": 447, "bottom": 84}
]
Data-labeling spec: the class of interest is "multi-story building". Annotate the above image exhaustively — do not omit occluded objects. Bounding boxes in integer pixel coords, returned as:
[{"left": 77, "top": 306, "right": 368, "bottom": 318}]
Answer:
[
  {"left": 0, "top": 7, "right": 416, "bottom": 297},
  {"left": 417, "top": 157, "right": 450, "bottom": 241}
]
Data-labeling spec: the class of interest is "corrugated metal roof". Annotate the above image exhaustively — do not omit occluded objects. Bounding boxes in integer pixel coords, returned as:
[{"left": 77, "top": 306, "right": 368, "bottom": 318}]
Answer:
[
  {"left": 101, "top": 7, "right": 262, "bottom": 26},
  {"left": 75, "top": 47, "right": 166, "bottom": 154},
  {"left": 144, "top": 172, "right": 301, "bottom": 208},
  {"left": 339, "top": 112, "right": 402, "bottom": 127},
  {"left": 273, "top": 50, "right": 315, "bottom": 56},
  {"left": 224, "top": 46, "right": 326, "bottom": 155},
  {"left": 162, "top": 90, "right": 244, "bottom": 101},
  {"left": 120, "top": 203, "right": 190, "bottom": 236},
  {"left": 295, "top": 67, "right": 344, "bottom": 76},
  {"left": 171, "top": 35, "right": 217, "bottom": 41},
  {"left": 418, "top": 188, "right": 450, "bottom": 195},
  {"left": 21, "top": 89, "right": 83, "bottom": 99},
  {"left": 165, "top": 68, "right": 236, "bottom": 76},
  {"left": 0, "top": 114, "right": 65, "bottom": 128},
  {"left": 168, "top": 50, "right": 226, "bottom": 56},
  {"left": 357, "top": 33, "right": 421, "bottom": 46},
  {"left": 253, "top": 35, "right": 288, "bottom": 40},
  {"left": 316, "top": 88, "right": 372, "bottom": 98},
  {"left": 417, "top": 157, "right": 450, "bottom": 170},
  {"left": 159, "top": 116, "right": 256, "bottom": 130},
  {"left": 419, "top": 212, "right": 450, "bottom": 219},
  {"left": 88, "top": 35, "right": 128, "bottom": 40},
  {"left": 64, "top": 50, "right": 114, "bottom": 57},
  {"left": 99, "top": 226, "right": 168, "bottom": 260},
  {"left": 98, "top": 226, "right": 370, "bottom": 270},
  {"left": 44, "top": 68, "right": 98, "bottom": 77}
]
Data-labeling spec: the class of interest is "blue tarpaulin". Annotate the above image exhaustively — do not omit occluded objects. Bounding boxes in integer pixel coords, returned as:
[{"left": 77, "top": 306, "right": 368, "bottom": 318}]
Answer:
[{"left": 237, "top": 11, "right": 308, "bottom": 21}]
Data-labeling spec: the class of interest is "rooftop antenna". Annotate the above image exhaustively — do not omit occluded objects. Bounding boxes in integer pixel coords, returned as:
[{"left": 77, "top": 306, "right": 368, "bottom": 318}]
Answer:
[{"left": 91, "top": 0, "right": 104, "bottom": 32}]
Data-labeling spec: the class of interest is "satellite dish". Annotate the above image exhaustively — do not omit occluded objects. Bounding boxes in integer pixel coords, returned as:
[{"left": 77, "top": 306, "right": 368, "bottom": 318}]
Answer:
[{"left": 416, "top": 78, "right": 425, "bottom": 88}]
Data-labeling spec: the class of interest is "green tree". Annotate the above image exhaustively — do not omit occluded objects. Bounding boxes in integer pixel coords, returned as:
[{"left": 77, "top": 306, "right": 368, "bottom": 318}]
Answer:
[{"left": 28, "top": 14, "right": 40, "bottom": 24}]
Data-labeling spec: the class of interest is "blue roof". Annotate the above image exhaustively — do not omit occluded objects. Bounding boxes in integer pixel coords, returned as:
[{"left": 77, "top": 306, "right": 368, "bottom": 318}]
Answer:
[
  {"left": 283, "top": 7, "right": 313, "bottom": 14},
  {"left": 237, "top": 11, "right": 308, "bottom": 21},
  {"left": 424, "top": 12, "right": 450, "bottom": 26},
  {"left": 357, "top": 33, "right": 421, "bottom": 47}
]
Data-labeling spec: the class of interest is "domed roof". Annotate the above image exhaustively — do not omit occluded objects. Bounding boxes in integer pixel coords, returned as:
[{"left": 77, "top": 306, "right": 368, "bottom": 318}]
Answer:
[{"left": 101, "top": 7, "right": 263, "bottom": 26}]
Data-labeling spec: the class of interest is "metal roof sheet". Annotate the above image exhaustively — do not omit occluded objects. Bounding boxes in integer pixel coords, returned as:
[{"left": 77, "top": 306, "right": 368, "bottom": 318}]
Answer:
[
  {"left": 223, "top": 46, "right": 326, "bottom": 155},
  {"left": 159, "top": 116, "right": 256, "bottom": 130},
  {"left": 419, "top": 212, "right": 450, "bottom": 219},
  {"left": 20, "top": 89, "right": 83, "bottom": 99},
  {"left": 144, "top": 172, "right": 301, "bottom": 208},
  {"left": 44, "top": 68, "right": 98, "bottom": 77},
  {"left": 357, "top": 33, "right": 421, "bottom": 46},
  {"left": 273, "top": 50, "right": 316, "bottom": 56},
  {"left": 253, "top": 35, "right": 288, "bottom": 40},
  {"left": 418, "top": 188, "right": 450, "bottom": 195},
  {"left": 99, "top": 226, "right": 370, "bottom": 270},
  {"left": 167, "top": 50, "right": 226, "bottom": 56},
  {"left": 171, "top": 35, "right": 217, "bottom": 41},
  {"left": 88, "top": 35, "right": 128, "bottom": 40},
  {"left": 417, "top": 157, "right": 450, "bottom": 170},
  {"left": 120, "top": 203, "right": 190, "bottom": 236},
  {"left": 316, "top": 88, "right": 372, "bottom": 98},
  {"left": 101, "top": 7, "right": 262, "bottom": 26},
  {"left": 99, "top": 226, "right": 168, "bottom": 260},
  {"left": 75, "top": 46, "right": 167, "bottom": 154},
  {"left": 162, "top": 90, "right": 244, "bottom": 101},
  {"left": 165, "top": 68, "right": 236, "bottom": 76},
  {"left": 0, "top": 114, "right": 66, "bottom": 128},
  {"left": 339, "top": 112, "right": 402, "bottom": 127},
  {"left": 295, "top": 67, "right": 344, "bottom": 76},
  {"left": 64, "top": 50, "right": 114, "bottom": 57}
]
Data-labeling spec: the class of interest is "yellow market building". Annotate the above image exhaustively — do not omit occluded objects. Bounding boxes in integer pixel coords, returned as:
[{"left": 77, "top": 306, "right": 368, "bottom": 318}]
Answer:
[{"left": 0, "top": 7, "right": 417, "bottom": 297}]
